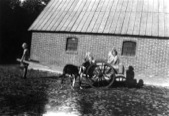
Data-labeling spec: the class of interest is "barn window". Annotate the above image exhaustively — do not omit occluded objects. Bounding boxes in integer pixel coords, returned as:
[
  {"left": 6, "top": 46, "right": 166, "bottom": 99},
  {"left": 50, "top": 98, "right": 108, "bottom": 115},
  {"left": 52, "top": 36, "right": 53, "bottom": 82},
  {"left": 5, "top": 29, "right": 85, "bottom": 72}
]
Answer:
[
  {"left": 122, "top": 41, "right": 136, "bottom": 56},
  {"left": 66, "top": 37, "right": 78, "bottom": 51}
]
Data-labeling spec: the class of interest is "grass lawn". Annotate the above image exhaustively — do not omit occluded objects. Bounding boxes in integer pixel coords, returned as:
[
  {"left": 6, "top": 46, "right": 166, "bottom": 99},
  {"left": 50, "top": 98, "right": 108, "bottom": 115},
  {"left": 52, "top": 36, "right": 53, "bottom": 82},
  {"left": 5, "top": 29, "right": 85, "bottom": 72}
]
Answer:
[
  {"left": 0, "top": 65, "right": 169, "bottom": 116},
  {"left": 0, "top": 64, "right": 61, "bottom": 115}
]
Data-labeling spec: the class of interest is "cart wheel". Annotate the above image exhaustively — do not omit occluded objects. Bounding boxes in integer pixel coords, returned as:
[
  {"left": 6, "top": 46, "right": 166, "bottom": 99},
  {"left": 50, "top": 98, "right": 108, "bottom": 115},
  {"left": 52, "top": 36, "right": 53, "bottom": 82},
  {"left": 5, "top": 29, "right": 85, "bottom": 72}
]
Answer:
[{"left": 86, "top": 60, "right": 115, "bottom": 88}]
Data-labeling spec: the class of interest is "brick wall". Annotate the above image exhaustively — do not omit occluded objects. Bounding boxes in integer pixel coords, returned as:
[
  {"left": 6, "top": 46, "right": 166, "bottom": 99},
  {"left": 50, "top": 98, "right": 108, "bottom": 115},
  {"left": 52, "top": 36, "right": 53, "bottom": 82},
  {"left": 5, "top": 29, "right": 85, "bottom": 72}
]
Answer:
[{"left": 31, "top": 32, "right": 169, "bottom": 86}]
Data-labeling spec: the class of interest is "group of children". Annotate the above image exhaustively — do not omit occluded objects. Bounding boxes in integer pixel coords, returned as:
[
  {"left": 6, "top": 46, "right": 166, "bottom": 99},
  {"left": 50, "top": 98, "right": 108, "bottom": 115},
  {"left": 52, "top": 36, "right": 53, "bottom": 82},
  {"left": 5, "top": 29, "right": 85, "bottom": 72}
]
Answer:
[
  {"left": 19, "top": 42, "right": 122, "bottom": 78},
  {"left": 81, "top": 48, "right": 122, "bottom": 74}
]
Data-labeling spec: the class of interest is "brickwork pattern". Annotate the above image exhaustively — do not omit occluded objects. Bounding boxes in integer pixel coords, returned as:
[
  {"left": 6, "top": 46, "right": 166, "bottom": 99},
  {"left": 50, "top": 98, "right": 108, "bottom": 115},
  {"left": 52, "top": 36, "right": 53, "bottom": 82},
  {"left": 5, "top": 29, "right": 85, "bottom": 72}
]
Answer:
[{"left": 31, "top": 32, "right": 169, "bottom": 85}]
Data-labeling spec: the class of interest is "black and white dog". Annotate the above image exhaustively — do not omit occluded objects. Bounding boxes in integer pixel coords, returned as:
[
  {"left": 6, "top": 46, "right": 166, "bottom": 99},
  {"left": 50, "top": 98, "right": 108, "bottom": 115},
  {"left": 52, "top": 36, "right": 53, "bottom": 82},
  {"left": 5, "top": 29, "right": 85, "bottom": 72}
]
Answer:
[{"left": 60, "top": 64, "right": 82, "bottom": 88}]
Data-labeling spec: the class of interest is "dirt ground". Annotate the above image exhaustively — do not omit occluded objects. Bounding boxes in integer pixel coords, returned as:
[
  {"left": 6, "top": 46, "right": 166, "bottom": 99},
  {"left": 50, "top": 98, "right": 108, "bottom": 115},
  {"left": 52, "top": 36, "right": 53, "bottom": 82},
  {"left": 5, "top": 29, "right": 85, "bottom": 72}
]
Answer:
[{"left": 0, "top": 65, "right": 169, "bottom": 116}]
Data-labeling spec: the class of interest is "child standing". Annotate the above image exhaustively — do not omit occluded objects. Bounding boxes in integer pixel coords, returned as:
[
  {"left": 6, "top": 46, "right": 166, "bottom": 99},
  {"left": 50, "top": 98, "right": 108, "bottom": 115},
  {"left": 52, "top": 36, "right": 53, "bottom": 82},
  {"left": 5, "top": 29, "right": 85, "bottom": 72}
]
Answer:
[{"left": 20, "top": 43, "right": 29, "bottom": 79}]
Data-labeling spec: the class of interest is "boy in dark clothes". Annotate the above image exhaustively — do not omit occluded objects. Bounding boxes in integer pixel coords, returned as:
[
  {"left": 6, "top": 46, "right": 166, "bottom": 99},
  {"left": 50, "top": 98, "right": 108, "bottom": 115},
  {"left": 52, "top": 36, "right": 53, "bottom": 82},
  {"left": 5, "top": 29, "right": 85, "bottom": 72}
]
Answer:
[
  {"left": 79, "top": 52, "right": 95, "bottom": 81},
  {"left": 81, "top": 52, "right": 95, "bottom": 74}
]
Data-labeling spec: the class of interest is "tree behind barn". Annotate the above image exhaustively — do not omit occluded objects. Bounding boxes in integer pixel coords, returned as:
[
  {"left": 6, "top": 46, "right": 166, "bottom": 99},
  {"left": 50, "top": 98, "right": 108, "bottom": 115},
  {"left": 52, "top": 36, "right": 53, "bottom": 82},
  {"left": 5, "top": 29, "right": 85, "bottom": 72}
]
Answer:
[{"left": 0, "top": 0, "right": 50, "bottom": 63}]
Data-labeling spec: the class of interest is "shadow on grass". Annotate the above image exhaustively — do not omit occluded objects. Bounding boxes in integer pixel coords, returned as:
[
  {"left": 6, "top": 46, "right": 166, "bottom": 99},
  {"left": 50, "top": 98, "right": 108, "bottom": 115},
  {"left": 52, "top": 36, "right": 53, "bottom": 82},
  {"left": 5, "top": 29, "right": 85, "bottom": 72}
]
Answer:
[
  {"left": 0, "top": 65, "right": 60, "bottom": 115},
  {"left": 1, "top": 90, "right": 48, "bottom": 115},
  {"left": 111, "top": 66, "right": 144, "bottom": 89}
]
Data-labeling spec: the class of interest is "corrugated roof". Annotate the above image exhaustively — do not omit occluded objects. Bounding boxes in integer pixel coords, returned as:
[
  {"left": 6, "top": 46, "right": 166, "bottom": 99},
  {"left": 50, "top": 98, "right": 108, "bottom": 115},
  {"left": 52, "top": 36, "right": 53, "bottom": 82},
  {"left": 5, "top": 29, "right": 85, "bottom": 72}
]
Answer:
[{"left": 29, "top": 0, "right": 169, "bottom": 37}]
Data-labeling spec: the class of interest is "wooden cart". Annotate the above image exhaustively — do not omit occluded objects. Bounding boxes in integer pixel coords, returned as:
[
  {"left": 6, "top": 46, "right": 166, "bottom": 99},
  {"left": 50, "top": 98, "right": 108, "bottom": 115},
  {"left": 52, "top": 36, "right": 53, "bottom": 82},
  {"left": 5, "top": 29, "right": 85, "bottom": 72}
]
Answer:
[{"left": 80, "top": 59, "right": 126, "bottom": 88}]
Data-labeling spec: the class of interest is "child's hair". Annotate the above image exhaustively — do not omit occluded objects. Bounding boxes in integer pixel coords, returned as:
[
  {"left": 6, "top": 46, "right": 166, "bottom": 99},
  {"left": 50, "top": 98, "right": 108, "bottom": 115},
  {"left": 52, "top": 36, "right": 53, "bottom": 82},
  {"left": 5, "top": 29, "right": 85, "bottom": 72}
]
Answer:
[
  {"left": 112, "top": 48, "right": 118, "bottom": 55},
  {"left": 22, "top": 43, "right": 28, "bottom": 49},
  {"left": 84, "top": 52, "right": 93, "bottom": 61}
]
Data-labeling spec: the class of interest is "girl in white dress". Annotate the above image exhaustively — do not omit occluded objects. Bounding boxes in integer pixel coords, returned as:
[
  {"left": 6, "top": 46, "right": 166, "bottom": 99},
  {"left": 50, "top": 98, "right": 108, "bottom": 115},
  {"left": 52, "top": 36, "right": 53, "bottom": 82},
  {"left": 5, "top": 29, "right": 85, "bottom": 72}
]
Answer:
[{"left": 107, "top": 49, "right": 120, "bottom": 73}]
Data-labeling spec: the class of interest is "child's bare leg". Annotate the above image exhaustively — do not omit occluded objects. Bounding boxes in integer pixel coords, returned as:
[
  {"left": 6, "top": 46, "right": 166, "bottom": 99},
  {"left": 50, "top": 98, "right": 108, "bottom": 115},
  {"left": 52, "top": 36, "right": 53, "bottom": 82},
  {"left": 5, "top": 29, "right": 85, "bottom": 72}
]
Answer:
[
  {"left": 72, "top": 77, "right": 76, "bottom": 88},
  {"left": 23, "top": 66, "right": 28, "bottom": 79},
  {"left": 79, "top": 75, "right": 83, "bottom": 89}
]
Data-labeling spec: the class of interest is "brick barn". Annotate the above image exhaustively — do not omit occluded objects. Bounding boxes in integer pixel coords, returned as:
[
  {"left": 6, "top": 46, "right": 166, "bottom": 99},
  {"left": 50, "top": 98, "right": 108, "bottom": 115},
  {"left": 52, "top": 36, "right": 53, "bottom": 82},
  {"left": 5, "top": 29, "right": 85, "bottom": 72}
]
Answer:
[{"left": 29, "top": 0, "right": 169, "bottom": 86}]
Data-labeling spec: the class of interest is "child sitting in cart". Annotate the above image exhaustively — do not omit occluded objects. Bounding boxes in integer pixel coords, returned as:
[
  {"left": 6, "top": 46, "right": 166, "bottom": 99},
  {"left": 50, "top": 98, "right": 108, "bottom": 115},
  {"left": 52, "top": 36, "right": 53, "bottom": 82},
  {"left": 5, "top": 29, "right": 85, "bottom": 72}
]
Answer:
[
  {"left": 79, "top": 52, "right": 95, "bottom": 77},
  {"left": 78, "top": 52, "right": 95, "bottom": 89},
  {"left": 81, "top": 52, "right": 95, "bottom": 74},
  {"left": 107, "top": 48, "right": 124, "bottom": 74}
]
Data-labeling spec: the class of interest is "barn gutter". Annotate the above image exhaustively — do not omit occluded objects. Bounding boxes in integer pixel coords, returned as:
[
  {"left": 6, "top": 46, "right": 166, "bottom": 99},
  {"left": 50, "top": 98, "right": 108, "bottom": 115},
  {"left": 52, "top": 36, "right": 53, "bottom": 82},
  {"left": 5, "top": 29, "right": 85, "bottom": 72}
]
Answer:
[{"left": 28, "top": 30, "right": 169, "bottom": 40}]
